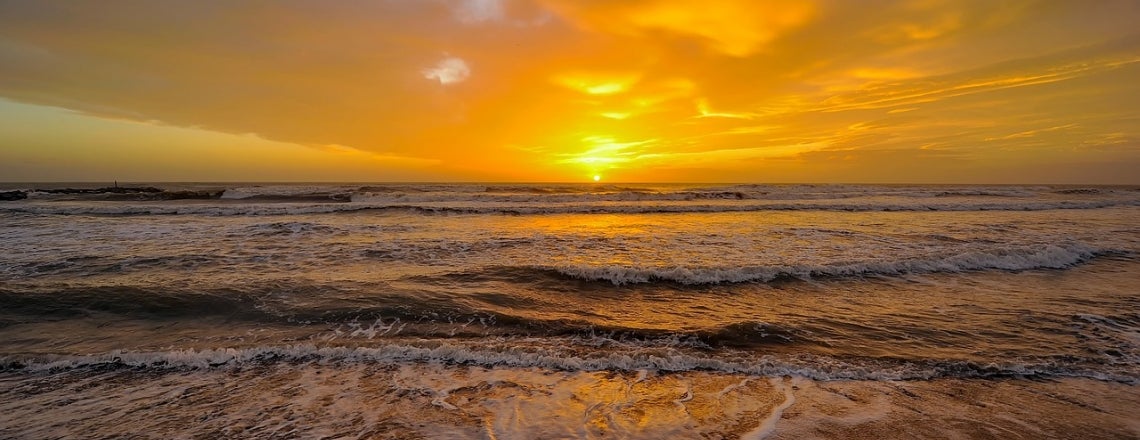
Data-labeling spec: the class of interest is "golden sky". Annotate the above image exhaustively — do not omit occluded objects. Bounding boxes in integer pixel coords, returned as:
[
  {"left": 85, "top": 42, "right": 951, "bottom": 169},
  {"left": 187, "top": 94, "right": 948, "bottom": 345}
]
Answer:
[{"left": 1, "top": 0, "right": 1138, "bottom": 183}]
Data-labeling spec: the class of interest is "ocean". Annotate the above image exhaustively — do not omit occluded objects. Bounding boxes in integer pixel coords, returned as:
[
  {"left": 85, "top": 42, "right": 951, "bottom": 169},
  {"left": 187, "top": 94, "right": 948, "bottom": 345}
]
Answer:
[{"left": 1, "top": 183, "right": 1137, "bottom": 439}]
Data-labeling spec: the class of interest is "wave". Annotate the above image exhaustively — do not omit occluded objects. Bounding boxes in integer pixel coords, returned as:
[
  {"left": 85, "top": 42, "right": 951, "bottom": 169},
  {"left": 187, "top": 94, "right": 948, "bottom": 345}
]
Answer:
[
  {"left": 491, "top": 243, "right": 1119, "bottom": 285},
  {"left": 1053, "top": 188, "right": 1106, "bottom": 195},
  {"left": 0, "top": 285, "right": 282, "bottom": 322},
  {"left": 221, "top": 186, "right": 352, "bottom": 202},
  {"left": 1, "top": 253, "right": 256, "bottom": 278},
  {"left": 0, "top": 284, "right": 807, "bottom": 349},
  {"left": 3, "top": 198, "right": 1138, "bottom": 217},
  {"left": 5, "top": 183, "right": 1138, "bottom": 217},
  {"left": 7, "top": 242, "right": 1102, "bottom": 325},
  {"left": 239, "top": 221, "right": 346, "bottom": 236},
  {"left": 5, "top": 241, "right": 1119, "bottom": 290},
  {"left": 0, "top": 283, "right": 521, "bottom": 329},
  {"left": 3, "top": 343, "right": 1133, "bottom": 382}
]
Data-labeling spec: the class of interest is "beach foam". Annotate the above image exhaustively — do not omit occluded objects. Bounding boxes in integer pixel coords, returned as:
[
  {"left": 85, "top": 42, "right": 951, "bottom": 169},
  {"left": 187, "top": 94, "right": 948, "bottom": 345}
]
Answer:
[
  {"left": 5, "top": 342, "right": 1134, "bottom": 383},
  {"left": 543, "top": 242, "right": 1113, "bottom": 285}
]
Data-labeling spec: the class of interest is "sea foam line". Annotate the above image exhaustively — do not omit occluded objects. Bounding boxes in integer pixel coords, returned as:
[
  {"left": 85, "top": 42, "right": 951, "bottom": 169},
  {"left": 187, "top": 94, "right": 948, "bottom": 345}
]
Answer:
[
  {"left": 3, "top": 343, "right": 1133, "bottom": 383},
  {"left": 544, "top": 242, "right": 1115, "bottom": 285}
]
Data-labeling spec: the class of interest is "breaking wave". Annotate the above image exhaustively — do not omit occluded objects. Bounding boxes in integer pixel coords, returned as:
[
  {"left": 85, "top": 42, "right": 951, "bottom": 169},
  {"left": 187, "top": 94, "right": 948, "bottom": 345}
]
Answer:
[
  {"left": 504, "top": 242, "right": 1118, "bottom": 285},
  {"left": 3, "top": 199, "right": 1138, "bottom": 217},
  {"left": 3, "top": 182, "right": 1138, "bottom": 216}
]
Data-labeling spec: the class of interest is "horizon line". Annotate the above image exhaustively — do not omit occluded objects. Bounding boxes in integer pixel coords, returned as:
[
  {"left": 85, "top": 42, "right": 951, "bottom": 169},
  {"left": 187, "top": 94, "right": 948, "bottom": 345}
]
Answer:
[{"left": 2, "top": 181, "right": 1138, "bottom": 186}]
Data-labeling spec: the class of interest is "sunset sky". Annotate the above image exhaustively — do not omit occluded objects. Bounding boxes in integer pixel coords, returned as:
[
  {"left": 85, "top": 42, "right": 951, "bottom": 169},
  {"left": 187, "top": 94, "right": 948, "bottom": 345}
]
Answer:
[{"left": 1, "top": 0, "right": 1138, "bottom": 183}]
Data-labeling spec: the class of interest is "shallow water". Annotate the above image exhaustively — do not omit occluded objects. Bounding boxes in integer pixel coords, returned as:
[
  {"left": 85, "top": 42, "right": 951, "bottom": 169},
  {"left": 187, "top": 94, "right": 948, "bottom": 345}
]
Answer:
[{"left": 1, "top": 183, "right": 1138, "bottom": 438}]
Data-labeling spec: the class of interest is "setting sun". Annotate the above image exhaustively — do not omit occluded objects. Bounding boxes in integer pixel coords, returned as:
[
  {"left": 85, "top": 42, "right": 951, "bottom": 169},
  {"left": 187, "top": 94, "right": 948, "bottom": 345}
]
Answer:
[{"left": 593, "top": 175, "right": 601, "bottom": 182}]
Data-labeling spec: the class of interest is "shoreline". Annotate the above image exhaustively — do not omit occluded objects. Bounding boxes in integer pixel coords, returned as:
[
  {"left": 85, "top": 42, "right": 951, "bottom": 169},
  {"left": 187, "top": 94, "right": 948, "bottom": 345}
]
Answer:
[{"left": 3, "top": 366, "right": 1136, "bottom": 439}]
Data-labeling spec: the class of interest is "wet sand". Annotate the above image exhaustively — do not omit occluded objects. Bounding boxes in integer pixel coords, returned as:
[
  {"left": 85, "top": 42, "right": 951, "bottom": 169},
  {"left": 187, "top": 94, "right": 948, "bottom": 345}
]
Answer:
[
  {"left": 773, "top": 377, "right": 1138, "bottom": 439},
  {"left": 2, "top": 365, "right": 1136, "bottom": 439}
]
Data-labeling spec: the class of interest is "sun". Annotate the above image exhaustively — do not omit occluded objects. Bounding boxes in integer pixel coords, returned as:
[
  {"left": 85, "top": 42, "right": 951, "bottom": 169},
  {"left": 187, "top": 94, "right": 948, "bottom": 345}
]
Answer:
[{"left": 593, "top": 174, "right": 601, "bottom": 182}]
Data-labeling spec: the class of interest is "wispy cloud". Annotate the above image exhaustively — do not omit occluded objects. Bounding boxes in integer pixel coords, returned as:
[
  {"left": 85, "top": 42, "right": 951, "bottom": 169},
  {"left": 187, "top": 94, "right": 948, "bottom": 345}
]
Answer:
[
  {"left": 452, "top": 0, "right": 505, "bottom": 24},
  {"left": 814, "top": 55, "right": 1140, "bottom": 113}
]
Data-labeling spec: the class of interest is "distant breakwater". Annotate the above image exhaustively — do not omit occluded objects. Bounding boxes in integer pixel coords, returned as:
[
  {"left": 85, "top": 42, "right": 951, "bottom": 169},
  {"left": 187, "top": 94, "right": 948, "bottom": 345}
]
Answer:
[{"left": 0, "top": 187, "right": 224, "bottom": 201}]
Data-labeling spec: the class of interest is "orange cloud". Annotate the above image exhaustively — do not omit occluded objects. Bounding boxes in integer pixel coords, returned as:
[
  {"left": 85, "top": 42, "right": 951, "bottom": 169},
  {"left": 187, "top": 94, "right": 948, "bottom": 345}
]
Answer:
[
  {"left": 552, "top": 71, "right": 641, "bottom": 95},
  {"left": 541, "top": 0, "right": 817, "bottom": 56}
]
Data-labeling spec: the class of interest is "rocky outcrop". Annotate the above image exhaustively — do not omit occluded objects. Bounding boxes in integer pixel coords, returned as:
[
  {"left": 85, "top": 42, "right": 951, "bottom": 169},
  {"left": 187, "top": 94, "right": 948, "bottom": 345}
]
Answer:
[
  {"left": 37, "top": 186, "right": 164, "bottom": 195},
  {"left": 2, "top": 187, "right": 225, "bottom": 201},
  {"left": 0, "top": 190, "right": 28, "bottom": 201}
]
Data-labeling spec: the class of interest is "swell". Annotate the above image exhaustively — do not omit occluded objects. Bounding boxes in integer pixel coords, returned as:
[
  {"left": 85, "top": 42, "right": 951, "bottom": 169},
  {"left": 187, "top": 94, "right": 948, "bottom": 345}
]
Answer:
[
  {"left": 3, "top": 343, "right": 1134, "bottom": 383},
  {"left": 0, "top": 244, "right": 1123, "bottom": 323},
  {"left": 5, "top": 254, "right": 235, "bottom": 277},
  {"left": 0, "top": 284, "right": 414, "bottom": 324},
  {"left": 0, "top": 286, "right": 282, "bottom": 323},
  {"left": 457, "top": 243, "right": 1121, "bottom": 285},
  {"left": 0, "top": 285, "right": 536, "bottom": 330},
  {"left": 0, "top": 286, "right": 806, "bottom": 348}
]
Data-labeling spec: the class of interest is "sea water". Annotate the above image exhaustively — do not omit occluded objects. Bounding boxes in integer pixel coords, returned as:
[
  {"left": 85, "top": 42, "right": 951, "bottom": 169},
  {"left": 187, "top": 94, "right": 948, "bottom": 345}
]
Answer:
[{"left": 1, "top": 183, "right": 1137, "bottom": 438}]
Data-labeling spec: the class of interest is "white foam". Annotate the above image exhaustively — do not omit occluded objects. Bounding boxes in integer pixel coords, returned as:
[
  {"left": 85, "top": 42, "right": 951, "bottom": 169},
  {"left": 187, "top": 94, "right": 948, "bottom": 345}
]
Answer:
[
  {"left": 6, "top": 342, "right": 1132, "bottom": 382},
  {"left": 740, "top": 377, "right": 799, "bottom": 440},
  {"left": 220, "top": 185, "right": 355, "bottom": 200},
  {"left": 717, "top": 377, "right": 753, "bottom": 399}
]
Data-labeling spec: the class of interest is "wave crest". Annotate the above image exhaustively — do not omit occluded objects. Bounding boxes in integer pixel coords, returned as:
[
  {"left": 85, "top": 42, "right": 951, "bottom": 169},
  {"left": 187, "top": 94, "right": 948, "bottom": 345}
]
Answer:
[{"left": 542, "top": 243, "right": 1112, "bottom": 285}]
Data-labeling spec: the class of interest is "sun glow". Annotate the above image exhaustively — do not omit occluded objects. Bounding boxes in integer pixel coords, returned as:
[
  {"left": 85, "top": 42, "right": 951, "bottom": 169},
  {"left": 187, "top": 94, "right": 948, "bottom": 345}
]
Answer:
[
  {"left": 552, "top": 72, "right": 641, "bottom": 95},
  {"left": 555, "top": 136, "right": 656, "bottom": 181}
]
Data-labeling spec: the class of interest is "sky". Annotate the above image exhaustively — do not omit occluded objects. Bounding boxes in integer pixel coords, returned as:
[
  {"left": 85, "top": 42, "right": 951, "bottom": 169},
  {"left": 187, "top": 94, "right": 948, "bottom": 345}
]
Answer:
[{"left": 1, "top": 0, "right": 1138, "bottom": 183}]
